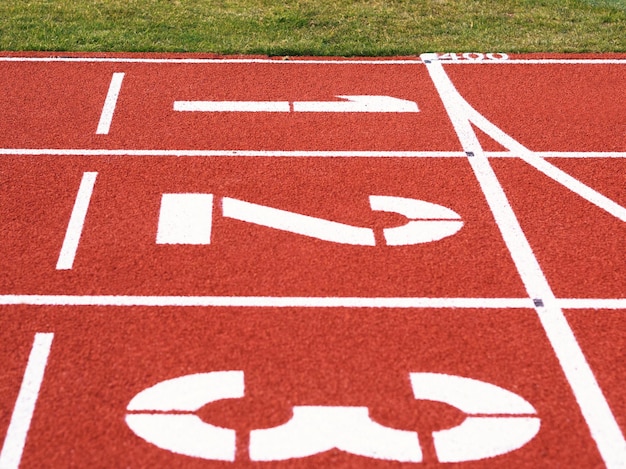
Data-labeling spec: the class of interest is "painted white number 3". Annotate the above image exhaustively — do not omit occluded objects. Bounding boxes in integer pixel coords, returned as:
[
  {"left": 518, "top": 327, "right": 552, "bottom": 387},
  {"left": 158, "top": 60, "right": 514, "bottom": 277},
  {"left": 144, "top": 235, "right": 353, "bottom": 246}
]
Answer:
[{"left": 125, "top": 371, "right": 540, "bottom": 463}]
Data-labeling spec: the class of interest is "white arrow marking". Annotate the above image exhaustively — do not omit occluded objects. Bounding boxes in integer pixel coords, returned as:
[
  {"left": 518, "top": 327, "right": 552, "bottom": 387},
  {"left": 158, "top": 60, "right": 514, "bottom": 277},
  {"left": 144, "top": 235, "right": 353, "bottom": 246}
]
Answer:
[
  {"left": 293, "top": 96, "right": 419, "bottom": 113},
  {"left": 173, "top": 95, "right": 419, "bottom": 113},
  {"left": 174, "top": 101, "right": 290, "bottom": 113}
]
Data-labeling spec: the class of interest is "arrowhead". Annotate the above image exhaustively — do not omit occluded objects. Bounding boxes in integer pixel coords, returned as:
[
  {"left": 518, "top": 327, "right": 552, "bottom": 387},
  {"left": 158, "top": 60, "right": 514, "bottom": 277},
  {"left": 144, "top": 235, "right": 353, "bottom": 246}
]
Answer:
[{"left": 335, "top": 95, "right": 419, "bottom": 113}]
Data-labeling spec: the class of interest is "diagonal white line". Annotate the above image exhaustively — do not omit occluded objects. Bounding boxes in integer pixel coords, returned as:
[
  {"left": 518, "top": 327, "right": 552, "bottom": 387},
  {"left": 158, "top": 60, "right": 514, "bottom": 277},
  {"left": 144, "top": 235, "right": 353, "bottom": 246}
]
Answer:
[
  {"left": 96, "top": 73, "right": 124, "bottom": 135},
  {"left": 56, "top": 172, "right": 97, "bottom": 270},
  {"left": 422, "top": 53, "right": 626, "bottom": 469},
  {"left": 0, "top": 333, "right": 54, "bottom": 469},
  {"left": 461, "top": 103, "right": 626, "bottom": 222}
]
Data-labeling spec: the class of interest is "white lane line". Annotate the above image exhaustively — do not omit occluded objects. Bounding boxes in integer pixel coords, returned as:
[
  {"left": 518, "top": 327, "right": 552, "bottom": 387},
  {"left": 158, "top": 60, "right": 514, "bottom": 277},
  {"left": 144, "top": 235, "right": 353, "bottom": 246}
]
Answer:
[
  {"left": 56, "top": 172, "right": 97, "bottom": 270},
  {"left": 0, "top": 57, "right": 426, "bottom": 64},
  {"left": 0, "top": 333, "right": 54, "bottom": 469},
  {"left": 439, "top": 59, "right": 626, "bottom": 64},
  {"left": 0, "top": 295, "right": 621, "bottom": 309},
  {"left": 0, "top": 149, "right": 465, "bottom": 158},
  {"left": 96, "top": 73, "right": 124, "bottom": 135},
  {"left": 487, "top": 151, "right": 626, "bottom": 158},
  {"left": 422, "top": 53, "right": 626, "bottom": 469},
  {"left": 175, "top": 100, "right": 290, "bottom": 112},
  {"left": 0, "top": 295, "right": 533, "bottom": 308},
  {"left": 0, "top": 57, "right": 624, "bottom": 64},
  {"left": 559, "top": 299, "right": 626, "bottom": 310},
  {"left": 0, "top": 295, "right": 624, "bottom": 309},
  {"left": 0, "top": 149, "right": 624, "bottom": 158}
]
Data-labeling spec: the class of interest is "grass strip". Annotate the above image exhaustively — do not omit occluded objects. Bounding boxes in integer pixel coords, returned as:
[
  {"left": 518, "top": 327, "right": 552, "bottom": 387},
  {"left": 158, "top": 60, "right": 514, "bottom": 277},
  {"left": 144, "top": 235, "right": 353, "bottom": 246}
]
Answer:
[{"left": 0, "top": 0, "right": 624, "bottom": 55}]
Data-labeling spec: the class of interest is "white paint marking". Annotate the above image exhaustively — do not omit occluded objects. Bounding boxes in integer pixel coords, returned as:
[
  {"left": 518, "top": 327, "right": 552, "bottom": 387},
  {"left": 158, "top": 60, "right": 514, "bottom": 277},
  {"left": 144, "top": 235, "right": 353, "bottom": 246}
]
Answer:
[
  {"left": 487, "top": 151, "right": 626, "bottom": 158},
  {"left": 369, "top": 195, "right": 464, "bottom": 245},
  {"left": 127, "top": 371, "right": 245, "bottom": 412},
  {"left": 0, "top": 295, "right": 533, "bottom": 308},
  {"left": 558, "top": 298, "right": 626, "bottom": 310},
  {"left": 175, "top": 96, "right": 419, "bottom": 113},
  {"left": 410, "top": 373, "right": 540, "bottom": 463},
  {"left": 0, "top": 56, "right": 624, "bottom": 64},
  {"left": 0, "top": 148, "right": 624, "bottom": 158},
  {"left": 250, "top": 406, "right": 422, "bottom": 462},
  {"left": 0, "top": 148, "right": 465, "bottom": 158},
  {"left": 410, "top": 373, "right": 536, "bottom": 415},
  {"left": 0, "top": 57, "right": 426, "bottom": 64},
  {"left": 292, "top": 95, "right": 419, "bottom": 113},
  {"left": 439, "top": 59, "right": 626, "bottom": 64},
  {"left": 0, "top": 333, "right": 54, "bottom": 469},
  {"left": 56, "top": 172, "right": 97, "bottom": 270},
  {"left": 222, "top": 197, "right": 376, "bottom": 246},
  {"left": 434, "top": 417, "right": 541, "bottom": 463},
  {"left": 175, "top": 101, "right": 289, "bottom": 113},
  {"left": 96, "top": 73, "right": 124, "bottom": 134},
  {"left": 0, "top": 295, "right": 623, "bottom": 309},
  {"left": 422, "top": 54, "right": 626, "bottom": 469},
  {"left": 126, "top": 371, "right": 243, "bottom": 462},
  {"left": 460, "top": 101, "right": 626, "bottom": 222},
  {"left": 156, "top": 194, "right": 214, "bottom": 245}
]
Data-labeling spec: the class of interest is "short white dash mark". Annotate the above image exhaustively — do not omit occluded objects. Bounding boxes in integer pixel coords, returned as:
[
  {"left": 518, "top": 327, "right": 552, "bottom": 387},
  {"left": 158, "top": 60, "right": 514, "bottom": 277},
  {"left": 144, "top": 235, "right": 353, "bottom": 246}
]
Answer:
[
  {"left": 56, "top": 172, "right": 97, "bottom": 270},
  {"left": 0, "top": 333, "right": 54, "bottom": 469},
  {"left": 96, "top": 72, "right": 124, "bottom": 134}
]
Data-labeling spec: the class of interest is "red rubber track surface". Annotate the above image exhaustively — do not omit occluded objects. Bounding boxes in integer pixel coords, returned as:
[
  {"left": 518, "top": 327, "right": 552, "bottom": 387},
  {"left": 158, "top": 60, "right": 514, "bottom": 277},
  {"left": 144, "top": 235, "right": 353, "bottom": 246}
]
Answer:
[{"left": 0, "top": 52, "right": 624, "bottom": 468}]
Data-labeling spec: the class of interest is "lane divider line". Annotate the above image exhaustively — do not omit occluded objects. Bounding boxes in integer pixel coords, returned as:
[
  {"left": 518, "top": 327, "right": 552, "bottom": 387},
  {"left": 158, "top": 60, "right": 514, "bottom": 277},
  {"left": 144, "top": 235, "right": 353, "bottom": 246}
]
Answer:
[
  {"left": 0, "top": 296, "right": 535, "bottom": 308},
  {"left": 0, "top": 149, "right": 465, "bottom": 157},
  {"left": 0, "top": 57, "right": 624, "bottom": 65},
  {"left": 0, "top": 333, "right": 54, "bottom": 469},
  {"left": 0, "top": 295, "right": 624, "bottom": 309},
  {"left": 421, "top": 52, "right": 626, "bottom": 468},
  {"left": 0, "top": 148, "right": 624, "bottom": 158},
  {"left": 56, "top": 172, "right": 97, "bottom": 270},
  {"left": 96, "top": 72, "right": 124, "bottom": 135}
]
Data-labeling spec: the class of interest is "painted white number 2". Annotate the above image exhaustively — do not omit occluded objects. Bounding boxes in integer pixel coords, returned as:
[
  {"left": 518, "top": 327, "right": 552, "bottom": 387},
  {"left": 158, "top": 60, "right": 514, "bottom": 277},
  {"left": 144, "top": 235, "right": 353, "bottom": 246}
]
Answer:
[
  {"left": 156, "top": 194, "right": 464, "bottom": 247},
  {"left": 125, "top": 371, "right": 540, "bottom": 463}
]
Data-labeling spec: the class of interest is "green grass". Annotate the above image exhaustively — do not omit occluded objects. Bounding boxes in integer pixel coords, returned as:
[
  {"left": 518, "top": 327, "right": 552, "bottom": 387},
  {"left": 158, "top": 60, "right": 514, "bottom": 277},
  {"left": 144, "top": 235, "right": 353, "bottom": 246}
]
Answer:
[{"left": 0, "top": 0, "right": 624, "bottom": 55}]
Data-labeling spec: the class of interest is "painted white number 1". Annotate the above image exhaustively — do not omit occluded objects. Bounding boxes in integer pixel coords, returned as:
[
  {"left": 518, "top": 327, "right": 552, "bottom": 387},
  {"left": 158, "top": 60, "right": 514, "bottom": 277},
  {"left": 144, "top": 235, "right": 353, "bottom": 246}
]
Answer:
[{"left": 125, "top": 371, "right": 540, "bottom": 463}]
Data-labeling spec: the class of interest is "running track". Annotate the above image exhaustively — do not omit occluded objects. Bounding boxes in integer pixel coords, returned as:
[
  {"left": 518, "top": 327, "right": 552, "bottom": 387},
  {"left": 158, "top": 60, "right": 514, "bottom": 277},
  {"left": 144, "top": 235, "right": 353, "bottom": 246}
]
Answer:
[{"left": 0, "top": 52, "right": 625, "bottom": 468}]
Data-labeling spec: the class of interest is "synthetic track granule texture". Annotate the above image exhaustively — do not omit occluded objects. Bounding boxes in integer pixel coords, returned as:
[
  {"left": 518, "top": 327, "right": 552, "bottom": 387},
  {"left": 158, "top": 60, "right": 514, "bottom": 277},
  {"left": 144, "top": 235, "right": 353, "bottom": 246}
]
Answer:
[{"left": 0, "top": 53, "right": 624, "bottom": 468}]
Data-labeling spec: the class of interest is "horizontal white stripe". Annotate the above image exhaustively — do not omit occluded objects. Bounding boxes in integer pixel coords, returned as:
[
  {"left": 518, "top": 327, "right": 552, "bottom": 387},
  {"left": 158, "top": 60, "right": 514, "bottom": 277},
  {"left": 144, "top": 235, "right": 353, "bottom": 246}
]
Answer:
[
  {"left": 559, "top": 298, "right": 626, "bottom": 310},
  {"left": 0, "top": 149, "right": 463, "bottom": 157},
  {"left": 488, "top": 151, "right": 626, "bottom": 158},
  {"left": 0, "top": 149, "right": 624, "bottom": 158},
  {"left": 0, "top": 57, "right": 623, "bottom": 65},
  {"left": 0, "top": 295, "right": 533, "bottom": 308},
  {"left": 175, "top": 100, "right": 290, "bottom": 112},
  {"left": 0, "top": 295, "right": 623, "bottom": 309},
  {"left": 441, "top": 59, "right": 626, "bottom": 64},
  {"left": 0, "top": 57, "right": 424, "bottom": 65}
]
